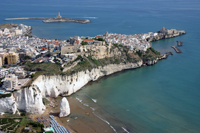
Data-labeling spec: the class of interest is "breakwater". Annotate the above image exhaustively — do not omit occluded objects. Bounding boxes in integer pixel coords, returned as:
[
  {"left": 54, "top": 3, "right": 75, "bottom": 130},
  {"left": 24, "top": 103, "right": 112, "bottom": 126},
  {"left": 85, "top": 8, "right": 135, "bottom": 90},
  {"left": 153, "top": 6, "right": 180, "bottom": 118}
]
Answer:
[
  {"left": 177, "top": 41, "right": 183, "bottom": 46},
  {"left": 171, "top": 46, "right": 182, "bottom": 53},
  {"left": 4, "top": 18, "right": 48, "bottom": 20}
]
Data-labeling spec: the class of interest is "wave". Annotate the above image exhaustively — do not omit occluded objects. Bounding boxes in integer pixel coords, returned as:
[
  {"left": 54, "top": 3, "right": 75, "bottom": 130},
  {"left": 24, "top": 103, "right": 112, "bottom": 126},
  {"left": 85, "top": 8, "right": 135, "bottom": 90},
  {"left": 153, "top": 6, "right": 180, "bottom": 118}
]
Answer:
[
  {"left": 83, "top": 17, "right": 98, "bottom": 19},
  {"left": 76, "top": 97, "right": 89, "bottom": 107},
  {"left": 83, "top": 103, "right": 89, "bottom": 107},
  {"left": 85, "top": 93, "right": 97, "bottom": 103},
  {"left": 75, "top": 97, "right": 82, "bottom": 103},
  {"left": 90, "top": 107, "right": 95, "bottom": 111},
  {"left": 122, "top": 127, "right": 130, "bottom": 133},
  {"left": 93, "top": 112, "right": 117, "bottom": 133},
  {"left": 92, "top": 99, "right": 97, "bottom": 103}
]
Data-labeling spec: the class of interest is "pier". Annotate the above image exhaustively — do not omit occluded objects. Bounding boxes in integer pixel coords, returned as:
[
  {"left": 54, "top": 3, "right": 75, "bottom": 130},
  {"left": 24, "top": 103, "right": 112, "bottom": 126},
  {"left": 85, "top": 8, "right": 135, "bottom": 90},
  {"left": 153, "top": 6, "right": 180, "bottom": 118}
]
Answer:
[
  {"left": 171, "top": 46, "right": 182, "bottom": 53},
  {"left": 177, "top": 41, "right": 183, "bottom": 46}
]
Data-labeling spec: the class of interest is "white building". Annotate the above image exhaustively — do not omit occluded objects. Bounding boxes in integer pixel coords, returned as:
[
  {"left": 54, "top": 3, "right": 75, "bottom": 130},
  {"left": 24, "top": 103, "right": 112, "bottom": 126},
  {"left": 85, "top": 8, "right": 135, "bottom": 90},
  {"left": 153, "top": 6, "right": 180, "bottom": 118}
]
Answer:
[{"left": 3, "top": 74, "right": 18, "bottom": 90}]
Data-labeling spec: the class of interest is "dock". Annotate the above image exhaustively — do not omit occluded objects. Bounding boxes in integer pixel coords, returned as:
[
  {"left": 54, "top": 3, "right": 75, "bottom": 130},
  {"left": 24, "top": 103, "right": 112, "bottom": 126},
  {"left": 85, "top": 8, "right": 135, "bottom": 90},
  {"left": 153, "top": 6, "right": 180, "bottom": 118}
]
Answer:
[
  {"left": 177, "top": 41, "right": 183, "bottom": 46},
  {"left": 171, "top": 46, "right": 182, "bottom": 53}
]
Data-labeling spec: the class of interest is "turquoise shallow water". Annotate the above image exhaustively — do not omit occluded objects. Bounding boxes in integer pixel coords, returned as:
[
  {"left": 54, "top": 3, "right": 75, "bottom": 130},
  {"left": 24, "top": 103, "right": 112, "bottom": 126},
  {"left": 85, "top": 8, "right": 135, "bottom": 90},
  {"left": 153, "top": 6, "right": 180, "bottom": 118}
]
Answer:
[{"left": 1, "top": 0, "right": 200, "bottom": 132}]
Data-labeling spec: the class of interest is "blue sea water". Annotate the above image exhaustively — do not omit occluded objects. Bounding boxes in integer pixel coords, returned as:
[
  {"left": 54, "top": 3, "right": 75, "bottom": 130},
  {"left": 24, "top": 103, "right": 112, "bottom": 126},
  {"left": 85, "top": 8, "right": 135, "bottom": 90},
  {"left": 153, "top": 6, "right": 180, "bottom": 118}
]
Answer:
[{"left": 1, "top": 0, "right": 200, "bottom": 132}]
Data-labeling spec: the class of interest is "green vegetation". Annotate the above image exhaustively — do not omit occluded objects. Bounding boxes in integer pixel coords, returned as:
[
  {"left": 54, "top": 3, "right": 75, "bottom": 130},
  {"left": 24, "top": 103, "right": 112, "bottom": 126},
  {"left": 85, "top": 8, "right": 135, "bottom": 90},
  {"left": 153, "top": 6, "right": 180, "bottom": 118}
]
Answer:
[
  {"left": 0, "top": 118, "right": 22, "bottom": 132},
  {"left": 113, "top": 43, "right": 119, "bottom": 47},
  {"left": 23, "top": 62, "right": 63, "bottom": 87},
  {"left": 24, "top": 55, "right": 31, "bottom": 60},
  {"left": 73, "top": 55, "right": 82, "bottom": 62},
  {"left": 30, "top": 74, "right": 35, "bottom": 78},
  {"left": 19, "top": 118, "right": 43, "bottom": 133},
  {"left": 0, "top": 93, "right": 11, "bottom": 98},
  {"left": 140, "top": 47, "right": 161, "bottom": 62},
  {"left": 42, "top": 98, "right": 49, "bottom": 105},
  {"left": 119, "top": 44, "right": 123, "bottom": 47},
  {"left": 25, "top": 62, "right": 62, "bottom": 75},
  {"left": 149, "top": 47, "right": 160, "bottom": 55},
  {"left": 81, "top": 41, "right": 88, "bottom": 45},
  {"left": 24, "top": 34, "right": 33, "bottom": 38},
  {"left": 94, "top": 38, "right": 105, "bottom": 41},
  {"left": 136, "top": 51, "right": 142, "bottom": 57}
]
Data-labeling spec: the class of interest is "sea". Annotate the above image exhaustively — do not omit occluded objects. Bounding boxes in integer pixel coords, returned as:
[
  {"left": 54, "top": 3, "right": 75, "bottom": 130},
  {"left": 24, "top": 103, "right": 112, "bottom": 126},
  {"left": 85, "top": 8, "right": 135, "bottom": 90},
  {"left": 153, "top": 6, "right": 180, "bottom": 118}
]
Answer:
[{"left": 1, "top": 0, "right": 200, "bottom": 132}]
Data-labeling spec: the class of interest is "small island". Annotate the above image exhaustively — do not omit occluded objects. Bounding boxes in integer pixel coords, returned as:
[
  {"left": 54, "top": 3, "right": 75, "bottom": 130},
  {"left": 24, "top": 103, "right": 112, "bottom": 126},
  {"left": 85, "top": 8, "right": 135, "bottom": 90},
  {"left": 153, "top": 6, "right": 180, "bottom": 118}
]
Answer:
[
  {"left": 4, "top": 12, "right": 91, "bottom": 24},
  {"left": 43, "top": 12, "right": 91, "bottom": 23}
]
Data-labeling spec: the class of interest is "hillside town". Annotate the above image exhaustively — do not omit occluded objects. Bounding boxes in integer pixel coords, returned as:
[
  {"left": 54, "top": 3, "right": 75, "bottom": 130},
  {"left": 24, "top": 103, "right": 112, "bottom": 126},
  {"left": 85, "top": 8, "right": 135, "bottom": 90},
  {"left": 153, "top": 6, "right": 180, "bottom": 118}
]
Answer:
[{"left": 0, "top": 23, "right": 185, "bottom": 93}]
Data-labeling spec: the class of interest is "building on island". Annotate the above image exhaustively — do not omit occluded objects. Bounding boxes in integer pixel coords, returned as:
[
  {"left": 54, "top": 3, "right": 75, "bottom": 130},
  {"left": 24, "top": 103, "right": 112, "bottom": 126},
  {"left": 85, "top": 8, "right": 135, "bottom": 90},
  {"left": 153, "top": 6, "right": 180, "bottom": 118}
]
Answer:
[
  {"left": 3, "top": 74, "right": 18, "bottom": 90},
  {"left": 56, "top": 12, "right": 62, "bottom": 18}
]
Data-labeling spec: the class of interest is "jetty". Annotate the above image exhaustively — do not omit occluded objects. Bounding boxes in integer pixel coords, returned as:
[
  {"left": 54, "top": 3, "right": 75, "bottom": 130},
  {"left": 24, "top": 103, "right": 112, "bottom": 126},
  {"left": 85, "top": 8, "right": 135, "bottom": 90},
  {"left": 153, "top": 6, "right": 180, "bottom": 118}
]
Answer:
[
  {"left": 4, "top": 18, "right": 48, "bottom": 20},
  {"left": 177, "top": 41, "right": 183, "bottom": 46},
  {"left": 171, "top": 46, "right": 182, "bottom": 53}
]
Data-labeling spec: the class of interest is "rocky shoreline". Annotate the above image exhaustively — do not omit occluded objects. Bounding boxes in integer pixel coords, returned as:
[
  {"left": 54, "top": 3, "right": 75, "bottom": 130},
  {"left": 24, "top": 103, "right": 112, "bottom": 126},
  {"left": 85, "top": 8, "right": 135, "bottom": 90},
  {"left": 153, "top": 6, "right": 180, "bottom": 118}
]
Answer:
[{"left": 43, "top": 18, "right": 91, "bottom": 24}]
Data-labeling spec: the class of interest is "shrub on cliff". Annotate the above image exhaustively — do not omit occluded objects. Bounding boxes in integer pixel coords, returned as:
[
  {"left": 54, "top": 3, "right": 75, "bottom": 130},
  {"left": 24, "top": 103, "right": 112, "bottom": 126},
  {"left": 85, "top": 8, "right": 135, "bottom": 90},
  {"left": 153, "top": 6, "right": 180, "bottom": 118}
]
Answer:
[{"left": 149, "top": 47, "right": 160, "bottom": 55}]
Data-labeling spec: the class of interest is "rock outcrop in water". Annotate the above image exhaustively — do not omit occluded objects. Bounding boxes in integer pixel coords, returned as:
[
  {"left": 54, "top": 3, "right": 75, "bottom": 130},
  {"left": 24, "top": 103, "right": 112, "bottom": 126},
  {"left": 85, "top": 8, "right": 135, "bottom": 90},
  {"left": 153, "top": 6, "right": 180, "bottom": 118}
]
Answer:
[{"left": 59, "top": 97, "right": 70, "bottom": 117}]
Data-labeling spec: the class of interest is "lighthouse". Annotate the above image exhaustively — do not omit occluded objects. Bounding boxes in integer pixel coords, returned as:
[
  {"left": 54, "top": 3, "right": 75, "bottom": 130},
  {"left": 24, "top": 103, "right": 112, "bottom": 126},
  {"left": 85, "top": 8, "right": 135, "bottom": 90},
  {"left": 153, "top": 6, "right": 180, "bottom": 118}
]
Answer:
[{"left": 57, "top": 12, "right": 62, "bottom": 18}]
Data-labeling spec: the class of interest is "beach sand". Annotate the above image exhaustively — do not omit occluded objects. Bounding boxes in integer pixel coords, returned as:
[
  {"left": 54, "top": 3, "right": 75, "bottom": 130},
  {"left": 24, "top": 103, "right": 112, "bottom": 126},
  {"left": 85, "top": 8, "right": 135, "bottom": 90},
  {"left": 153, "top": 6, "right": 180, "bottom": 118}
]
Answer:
[{"left": 30, "top": 96, "right": 115, "bottom": 133}]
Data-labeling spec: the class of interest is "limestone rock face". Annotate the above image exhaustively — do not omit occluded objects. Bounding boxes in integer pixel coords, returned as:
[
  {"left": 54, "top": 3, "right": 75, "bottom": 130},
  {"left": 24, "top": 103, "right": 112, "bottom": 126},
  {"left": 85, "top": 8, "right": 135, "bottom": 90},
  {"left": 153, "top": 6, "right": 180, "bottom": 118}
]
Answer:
[
  {"left": 32, "top": 60, "right": 143, "bottom": 96},
  {"left": 145, "top": 59, "right": 158, "bottom": 66},
  {"left": 59, "top": 97, "right": 70, "bottom": 117},
  {"left": 0, "top": 95, "right": 17, "bottom": 114},
  {"left": 13, "top": 85, "right": 46, "bottom": 114}
]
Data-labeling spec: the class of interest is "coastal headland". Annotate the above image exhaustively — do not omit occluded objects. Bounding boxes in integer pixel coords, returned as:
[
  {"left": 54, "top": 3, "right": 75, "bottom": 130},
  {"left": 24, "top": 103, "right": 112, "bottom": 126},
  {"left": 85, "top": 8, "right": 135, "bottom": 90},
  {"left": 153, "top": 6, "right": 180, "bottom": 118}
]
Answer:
[
  {"left": 4, "top": 12, "right": 91, "bottom": 24},
  {"left": 0, "top": 23, "right": 185, "bottom": 132}
]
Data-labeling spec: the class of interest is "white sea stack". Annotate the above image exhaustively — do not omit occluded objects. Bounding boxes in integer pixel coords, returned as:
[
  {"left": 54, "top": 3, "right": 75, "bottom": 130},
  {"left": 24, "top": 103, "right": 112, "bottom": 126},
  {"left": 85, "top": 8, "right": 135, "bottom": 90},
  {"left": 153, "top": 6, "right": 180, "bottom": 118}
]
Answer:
[{"left": 59, "top": 97, "right": 70, "bottom": 117}]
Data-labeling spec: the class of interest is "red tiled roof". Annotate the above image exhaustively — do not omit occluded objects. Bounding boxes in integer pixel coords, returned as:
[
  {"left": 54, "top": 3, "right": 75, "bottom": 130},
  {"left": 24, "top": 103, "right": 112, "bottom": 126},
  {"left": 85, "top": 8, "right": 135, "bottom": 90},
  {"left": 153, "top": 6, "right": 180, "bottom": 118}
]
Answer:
[
  {"left": 83, "top": 39, "right": 94, "bottom": 41},
  {"left": 41, "top": 47, "right": 47, "bottom": 50},
  {"left": 76, "top": 40, "right": 79, "bottom": 44}
]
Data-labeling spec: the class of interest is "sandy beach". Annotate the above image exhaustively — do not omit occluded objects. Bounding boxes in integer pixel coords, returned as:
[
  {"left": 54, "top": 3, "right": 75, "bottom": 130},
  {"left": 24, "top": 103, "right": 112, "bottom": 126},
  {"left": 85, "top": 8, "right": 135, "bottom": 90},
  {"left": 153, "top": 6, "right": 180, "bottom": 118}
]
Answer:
[{"left": 30, "top": 96, "right": 115, "bottom": 133}]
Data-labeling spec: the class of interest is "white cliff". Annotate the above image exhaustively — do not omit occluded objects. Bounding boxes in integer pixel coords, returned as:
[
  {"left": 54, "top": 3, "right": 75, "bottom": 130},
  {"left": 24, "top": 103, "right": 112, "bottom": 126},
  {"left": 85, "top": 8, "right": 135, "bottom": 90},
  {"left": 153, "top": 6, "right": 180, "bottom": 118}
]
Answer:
[
  {"left": 13, "top": 85, "right": 46, "bottom": 114},
  {"left": 0, "top": 95, "right": 17, "bottom": 114},
  {"left": 32, "top": 61, "right": 143, "bottom": 96},
  {"left": 0, "top": 61, "right": 143, "bottom": 115},
  {"left": 59, "top": 97, "right": 70, "bottom": 117}
]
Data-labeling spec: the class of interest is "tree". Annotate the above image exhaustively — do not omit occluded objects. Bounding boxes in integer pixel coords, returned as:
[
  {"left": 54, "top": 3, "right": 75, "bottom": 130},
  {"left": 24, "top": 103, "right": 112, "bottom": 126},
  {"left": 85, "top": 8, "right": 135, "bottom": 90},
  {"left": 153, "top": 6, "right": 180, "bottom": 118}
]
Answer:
[
  {"left": 31, "top": 74, "right": 35, "bottom": 78},
  {"left": 24, "top": 55, "right": 31, "bottom": 60},
  {"left": 81, "top": 41, "right": 88, "bottom": 45}
]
